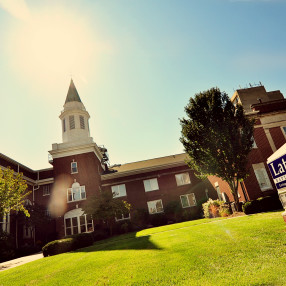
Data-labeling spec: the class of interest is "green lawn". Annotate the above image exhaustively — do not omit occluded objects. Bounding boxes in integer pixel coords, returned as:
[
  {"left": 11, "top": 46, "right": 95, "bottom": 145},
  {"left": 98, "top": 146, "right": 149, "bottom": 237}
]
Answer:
[{"left": 1, "top": 211, "right": 286, "bottom": 286}]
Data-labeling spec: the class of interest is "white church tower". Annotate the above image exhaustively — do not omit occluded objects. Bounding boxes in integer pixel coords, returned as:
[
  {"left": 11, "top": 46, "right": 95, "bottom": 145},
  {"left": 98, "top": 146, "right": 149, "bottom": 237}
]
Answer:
[
  {"left": 60, "top": 79, "right": 92, "bottom": 144},
  {"left": 49, "top": 79, "right": 104, "bottom": 162}
]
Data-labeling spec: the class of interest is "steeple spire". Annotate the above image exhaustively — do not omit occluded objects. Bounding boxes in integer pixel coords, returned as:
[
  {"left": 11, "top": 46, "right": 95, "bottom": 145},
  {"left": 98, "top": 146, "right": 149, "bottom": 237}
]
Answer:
[{"left": 65, "top": 79, "right": 82, "bottom": 104}]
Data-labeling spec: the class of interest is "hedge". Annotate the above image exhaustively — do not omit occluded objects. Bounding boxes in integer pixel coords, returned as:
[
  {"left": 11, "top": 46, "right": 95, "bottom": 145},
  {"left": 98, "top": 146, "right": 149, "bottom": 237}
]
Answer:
[
  {"left": 243, "top": 195, "right": 282, "bottom": 215},
  {"left": 42, "top": 232, "right": 94, "bottom": 257}
]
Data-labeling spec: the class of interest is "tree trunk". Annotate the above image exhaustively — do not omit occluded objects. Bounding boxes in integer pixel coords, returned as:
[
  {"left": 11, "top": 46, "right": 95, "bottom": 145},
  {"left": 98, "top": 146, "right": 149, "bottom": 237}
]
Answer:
[{"left": 228, "top": 179, "right": 240, "bottom": 212}]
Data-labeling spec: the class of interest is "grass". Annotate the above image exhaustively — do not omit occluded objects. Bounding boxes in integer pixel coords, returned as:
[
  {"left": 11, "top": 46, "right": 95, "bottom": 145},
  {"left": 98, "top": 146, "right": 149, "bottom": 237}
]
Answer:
[{"left": 1, "top": 211, "right": 286, "bottom": 285}]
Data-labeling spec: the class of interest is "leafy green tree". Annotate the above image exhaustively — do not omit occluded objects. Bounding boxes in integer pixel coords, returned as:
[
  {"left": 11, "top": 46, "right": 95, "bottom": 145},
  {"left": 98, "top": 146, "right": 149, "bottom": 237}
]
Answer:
[
  {"left": 0, "top": 167, "right": 30, "bottom": 217},
  {"left": 180, "top": 88, "right": 255, "bottom": 210},
  {"left": 83, "top": 190, "right": 131, "bottom": 235}
]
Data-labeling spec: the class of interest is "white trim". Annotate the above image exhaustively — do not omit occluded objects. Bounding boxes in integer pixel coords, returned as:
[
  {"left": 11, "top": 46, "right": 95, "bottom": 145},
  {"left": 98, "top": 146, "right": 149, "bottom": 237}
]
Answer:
[
  {"left": 143, "top": 178, "right": 159, "bottom": 192},
  {"left": 175, "top": 172, "right": 191, "bottom": 186},
  {"left": 112, "top": 184, "right": 127, "bottom": 198},
  {"left": 147, "top": 199, "right": 164, "bottom": 214},
  {"left": 180, "top": 193, "right": 197, "bottom": 208}
]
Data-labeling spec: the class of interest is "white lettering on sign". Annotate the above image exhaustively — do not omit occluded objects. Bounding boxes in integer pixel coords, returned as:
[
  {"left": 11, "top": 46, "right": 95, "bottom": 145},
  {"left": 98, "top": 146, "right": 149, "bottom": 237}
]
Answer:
[{"left": 270, "top": 158, "right": 286, "bottom": 176}]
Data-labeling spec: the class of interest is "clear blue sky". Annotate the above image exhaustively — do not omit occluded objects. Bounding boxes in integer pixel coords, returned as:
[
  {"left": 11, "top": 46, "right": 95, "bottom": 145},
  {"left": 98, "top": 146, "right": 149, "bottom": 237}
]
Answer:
[{"left": 0, "top": 0, "right": 286, "bottom": 169}]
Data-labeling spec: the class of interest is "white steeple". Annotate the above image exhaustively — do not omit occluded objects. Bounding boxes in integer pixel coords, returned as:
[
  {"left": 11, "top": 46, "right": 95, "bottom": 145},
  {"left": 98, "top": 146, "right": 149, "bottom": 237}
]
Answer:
[{"left": 59, "top": 79, "right": 92, "bottom": 144}]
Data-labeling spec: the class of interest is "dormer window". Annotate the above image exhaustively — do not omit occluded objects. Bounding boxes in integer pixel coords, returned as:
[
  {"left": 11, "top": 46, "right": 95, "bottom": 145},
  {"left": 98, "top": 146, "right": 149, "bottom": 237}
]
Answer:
[
  {"left": 69, "top": 115, "right": 75, "bottom": 129},
  {"left": 80, "top": 116, "right": 85, "bottom": 129},
  {"left": 71, "top": 162, "right": 78, "bottom": 174}
]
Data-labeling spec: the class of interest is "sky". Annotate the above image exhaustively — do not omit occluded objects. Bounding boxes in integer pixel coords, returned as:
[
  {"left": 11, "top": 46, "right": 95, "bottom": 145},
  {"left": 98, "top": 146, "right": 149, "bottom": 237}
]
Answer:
[{"left": 1, "top": 0, "right": 286, "bottom": 170}]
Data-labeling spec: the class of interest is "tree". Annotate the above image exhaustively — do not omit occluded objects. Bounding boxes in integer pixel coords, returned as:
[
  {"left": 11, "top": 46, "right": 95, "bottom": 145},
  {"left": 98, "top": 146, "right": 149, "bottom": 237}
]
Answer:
[
  {"left": 0, "top": 167, "right": 30, "bottom": 217},
  {"left": 82, "top": 190, "right": 131, "bottom": 235},
  {"left": 180, "top": 88, "right": 255, "bottom": 211}
]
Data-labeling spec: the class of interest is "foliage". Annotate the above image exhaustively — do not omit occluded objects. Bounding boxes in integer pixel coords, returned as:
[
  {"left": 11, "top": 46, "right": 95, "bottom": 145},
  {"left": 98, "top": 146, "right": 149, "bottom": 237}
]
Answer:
[
  {"left": 0, "top": 167, "right": 30, "bottom": 217},
  {"left": 149, "top": 213, "right": 168, "bottom": 227},
  {"left": 242, "top": 195, "right": 282, "bottom": 214},
  {"left": 180, "top": 87, "right": 255, "bottom": 210},
  {"left": 42, "top": 238, "right": 75, "bottom": 257},
  {"left": 66, "top": 232, "right": 94, "bottom": 249},
  {"left": 82, "top": 190, "right": 131, "bottom": 235},
  {"left": 131, "top": 208, "right": 149, "bottom": 229},
  {"left": 202, "top": 199, "right": 231, "bottom": 218},
  {"left": 164, "top": 201, "right": 182, "bottom": 222},
  {"left": 0, "top": 231, "right": 15, "bottom": 263}
]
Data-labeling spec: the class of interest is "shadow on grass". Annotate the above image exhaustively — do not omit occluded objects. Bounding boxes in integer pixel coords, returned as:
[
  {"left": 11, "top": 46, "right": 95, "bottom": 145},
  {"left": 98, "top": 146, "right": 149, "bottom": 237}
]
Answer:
[{"left": 77, "top": 234, "right": 163, "bottom": 253}]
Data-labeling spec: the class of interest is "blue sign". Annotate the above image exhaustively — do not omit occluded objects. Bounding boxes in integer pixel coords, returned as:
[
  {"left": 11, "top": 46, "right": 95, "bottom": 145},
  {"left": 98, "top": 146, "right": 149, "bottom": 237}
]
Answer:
[{"left": 268, "top": 153, "right": 286, "bottom": 190}]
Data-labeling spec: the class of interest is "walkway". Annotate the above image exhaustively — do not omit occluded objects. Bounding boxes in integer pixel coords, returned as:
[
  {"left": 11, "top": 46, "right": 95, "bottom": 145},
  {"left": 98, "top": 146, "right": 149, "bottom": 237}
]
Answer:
[{"left": 0, "top": 252, "right": 43, "bottom": 272}]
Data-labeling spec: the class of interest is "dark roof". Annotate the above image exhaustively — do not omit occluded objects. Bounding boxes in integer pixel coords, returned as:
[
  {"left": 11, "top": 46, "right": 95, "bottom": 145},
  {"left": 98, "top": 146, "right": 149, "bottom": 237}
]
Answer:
[{"left": 65, "top": 79, "right": 82, "bottom": 104}]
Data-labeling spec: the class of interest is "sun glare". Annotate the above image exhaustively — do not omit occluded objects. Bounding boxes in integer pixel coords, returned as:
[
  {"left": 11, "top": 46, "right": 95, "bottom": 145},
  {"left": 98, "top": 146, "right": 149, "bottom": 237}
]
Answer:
[{"left": 5, "top": 5, "right": 106, "bottom": 94}]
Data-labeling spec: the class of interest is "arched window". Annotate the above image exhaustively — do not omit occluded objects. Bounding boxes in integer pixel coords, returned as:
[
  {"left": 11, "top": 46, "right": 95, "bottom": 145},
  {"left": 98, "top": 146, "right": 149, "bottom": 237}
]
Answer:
[{"left": 64, "top": 208, "right": 93, "bottom": 236}]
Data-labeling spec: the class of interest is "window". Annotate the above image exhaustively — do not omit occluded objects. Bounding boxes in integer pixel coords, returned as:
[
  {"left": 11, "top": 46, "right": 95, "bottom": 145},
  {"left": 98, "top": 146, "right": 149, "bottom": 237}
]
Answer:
[
  {"left": 23, "top": 225, "right": 33, "bottom": 239},
  {"left": 175, "top": 173, "right": 191, "bottom": 186},
  {"left": 69, "top": 115, "right": 75, "bottom": 129},
  {"left": 80, "top": 116, "right": 85, "bottom": 129},
  {"left": 180, "top": 193, "right": 196, "bottom": 208},
  {"left": 0, "top": 213, "right": 10, "bottom": 233},
  {"left": 253, "top": 163, "right": 272, "bottom": 191},
  {"left": 45, "top": 209, "right": 51, "bottom": 217},
  {"left": 112, "top": 184, "right": 127, "bottom": 198},
  {"left": 215, "top": 183, "right": 223, "bottom": 201},
  {"left": 281, "top": 127, "right": 286, "bottom": 139},
  {"left": 115, "top": 213, "right": 130, "bottom": 221},
  {"left": 43, "top": 185, "right": 50, "bottom": 196},
  {"left": 71, "top": 162, "right": 78, "bottom": 174},
  {"left": 67, "top": 182, "right": 86, "bottom": 202},
  {"left": 63, "top": 119, "right": 66, "bottom": 132},
  {"left": 252, "top": 137, "right": 257, "bottom": 148},
  {"left": 64, "top": 208, "right": 93, "bottom": 236},
  {"left": 147, "top": 200, "right": 164, "bottom": 214},
  {"left": 143, "top": 178, "right": 159, "bottom": 192}
]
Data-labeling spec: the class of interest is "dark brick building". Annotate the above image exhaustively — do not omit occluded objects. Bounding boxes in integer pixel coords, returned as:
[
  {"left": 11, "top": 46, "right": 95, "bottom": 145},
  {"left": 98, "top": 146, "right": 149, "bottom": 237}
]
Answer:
[
  {"left": 208, "top": 85, "right": 286, "bottom": 205},
  {"left": 1, "top": 80, "right": 215, "bottom": 246}
]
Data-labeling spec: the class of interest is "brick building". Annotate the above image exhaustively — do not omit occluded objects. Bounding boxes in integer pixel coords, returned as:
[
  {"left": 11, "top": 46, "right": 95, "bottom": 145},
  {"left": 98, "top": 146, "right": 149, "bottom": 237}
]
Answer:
[
  {"left": 1, "top": 80, "right": 216, "bottom": 246},
  {"left": 208, "top": 85, "right": 286, "bottom": 205}
]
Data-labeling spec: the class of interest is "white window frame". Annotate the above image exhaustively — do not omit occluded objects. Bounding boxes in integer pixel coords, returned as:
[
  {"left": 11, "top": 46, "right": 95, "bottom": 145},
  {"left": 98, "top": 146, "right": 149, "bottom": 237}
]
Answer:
[
  {"left": 0, "top": 213, "right": 10, "bottom": 233},
  {"left": 143, "top": 178, "right": 159, "bottom": 192},
  {"left": 180, "top": 193, "right": 197, "bottom": 208},
  {"left": 43, "top": 184, "right": 51, "bottom": 196},
  {"left": 67, "top": 182, "right": 86, "bottom": 202},
  {"left": 147, "top": 199, "right": 164, "bottom": 214},
  {"left": 112, "top": 184, "right": 127, "bottom": 198},
  {"left": 115, "top": 213, "right": 131, "bottom": 222},
  {"left": 214, "top": 182, "right": 223, "bottom": 201},
  {"left": 71, "top": 162, "right": 78, "bottom": 174},
  {"left": 253, "top": 163, "right": 273, "bottom": 191},
  {"left": 281, "top": 126, "right": 286, "bottom": 140},
  {"left": 175, "top": 173, "right": 191, "bottom": 186},
  {"left": 64, "top": 208, "right": 94, "bottom": 236}
]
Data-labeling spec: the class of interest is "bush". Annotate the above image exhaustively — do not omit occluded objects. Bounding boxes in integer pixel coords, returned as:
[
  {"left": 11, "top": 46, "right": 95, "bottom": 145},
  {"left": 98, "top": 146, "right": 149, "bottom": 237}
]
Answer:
[
  {"left": 202, "top": 199, "right": 231, "bottom": 218},
  {"left": 15, "top": 245, "right": 41, "bottom": 258},
  {"left": 0, "top": 232, "right": 15, "bottom": 262},
  {"left": 42, "top": 238, "right": 75, "bottom": 257},
  {"left": 149, "top": 213, "right": 168, "bottom": 227},
  {"left": 66, "top": 232, "right": 94, "bottom": 249},
  {"left": 92, "top": 229, "right": 109, "bottom": 241},
  {"left": 243, "top": 195, "right": 283, "bottom": 215},
  {"left": 164, "top": 201, "right": 182, "bottom": 222},
  {"left": 132, "top": 209, "right": 149, "bottom": 229}
]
